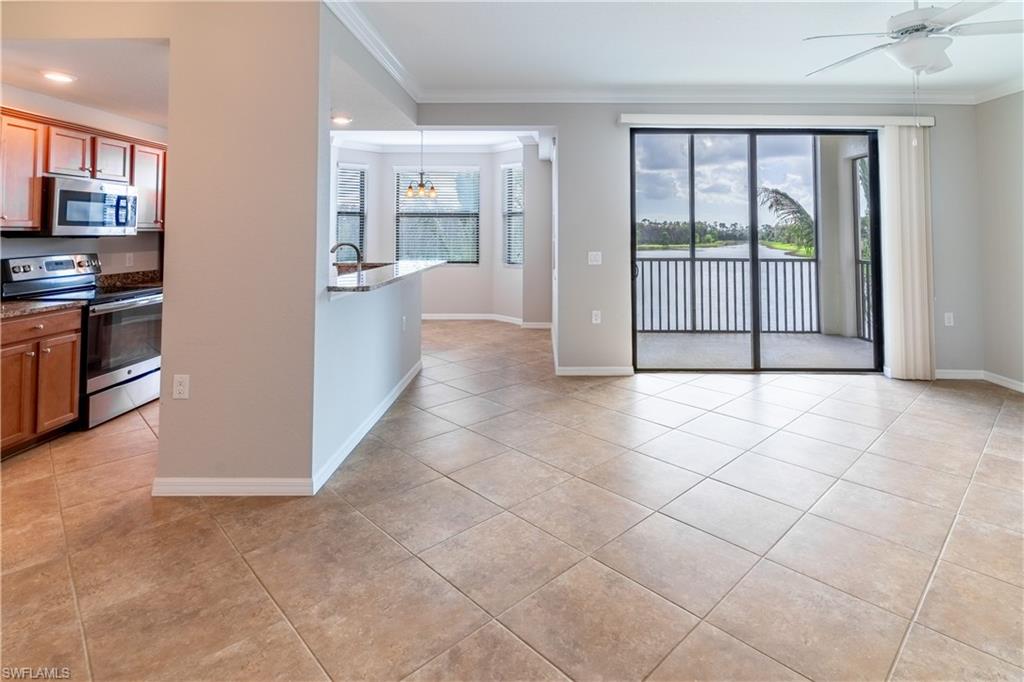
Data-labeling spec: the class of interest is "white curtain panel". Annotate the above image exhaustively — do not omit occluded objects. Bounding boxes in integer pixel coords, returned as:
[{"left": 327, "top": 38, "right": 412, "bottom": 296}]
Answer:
[{"left": 880, "top": 125, "right": 935, "bottom": 380}]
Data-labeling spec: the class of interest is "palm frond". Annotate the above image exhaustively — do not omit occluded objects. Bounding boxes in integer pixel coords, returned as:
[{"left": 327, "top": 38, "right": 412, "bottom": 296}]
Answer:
[{"left": 757, "top": 186, "right": 811, "bottom": 226}]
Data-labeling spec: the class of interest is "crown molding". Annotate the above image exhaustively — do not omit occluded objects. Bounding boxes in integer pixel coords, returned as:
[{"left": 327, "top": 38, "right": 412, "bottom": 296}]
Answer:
[
  {"left": 335, "top": 140, "right": 522, "bottom": 154},
  {"left": 974, "top": 78, "right": 1024, "bottom": 105},
  {"left": 416, "top": 84, "right": 991, "bottom": 106},
  {"left": 324, "top": 0, "right": 423, "bottom": 101}
]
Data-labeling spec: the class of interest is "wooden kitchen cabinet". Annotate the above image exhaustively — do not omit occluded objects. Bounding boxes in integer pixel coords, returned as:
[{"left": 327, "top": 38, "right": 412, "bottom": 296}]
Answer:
[
  {"left": 0, "top": 309, "right": 82, "bottom": 452},
  {"left": 35, "top": 331, "right": 81, "bottom": 432},
  {"left": 47, "top": 125, "right": 93, "bottom": 177},
  {"left": 93, "top": 136, "right": 132, "bottom": 182},
  {"left": 1, "top": 341, "right": 37, "bottom": 449},
  {"left": 0, "top": 115, "right": 46, "bottom": 231},
  {"left": 132, "top": 144, "right": 166, "bottom": 230}
]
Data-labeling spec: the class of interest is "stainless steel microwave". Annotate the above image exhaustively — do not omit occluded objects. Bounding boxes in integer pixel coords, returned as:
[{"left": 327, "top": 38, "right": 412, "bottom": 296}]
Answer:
[{"left": 42, "top": 176, "right": 138, "bottom": 237}]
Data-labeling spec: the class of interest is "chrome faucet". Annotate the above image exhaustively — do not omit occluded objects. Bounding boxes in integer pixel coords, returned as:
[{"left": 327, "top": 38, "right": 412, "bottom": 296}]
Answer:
[{"left": 330, "top": 242, "right": 363, "bottom": 275}]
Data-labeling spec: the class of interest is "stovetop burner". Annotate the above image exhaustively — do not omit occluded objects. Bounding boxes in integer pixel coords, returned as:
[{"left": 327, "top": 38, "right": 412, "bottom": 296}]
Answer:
[{"left": 23, "top": 283, "right": 163, "bottom": 304}]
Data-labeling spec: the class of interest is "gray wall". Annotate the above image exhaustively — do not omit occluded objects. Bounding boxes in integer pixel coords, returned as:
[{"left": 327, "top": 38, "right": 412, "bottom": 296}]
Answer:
[
  {"left": 523, "top": 142, "right": 553, "bottom": 325},
  {"left": 420, "top": 102, "right": 986, "bottom": 372},
  {"left": 977, "top": 92, "right": 1024, "bottom": 385}
]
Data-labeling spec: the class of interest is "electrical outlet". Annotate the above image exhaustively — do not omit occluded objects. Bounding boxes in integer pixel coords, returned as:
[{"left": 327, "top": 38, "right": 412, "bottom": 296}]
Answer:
[
  {"left": 588, "top": 251, "right": 602, "bottom": 265},
  {"left": 172, "top": 374, "right": 190, "bottom": 400},
  {"left": 944, "top": 312, "right": 954, "bottom": 327},
  {"left": 402, "top": 315, "right": 407, "bottom": 332},
  {"left": 592, "top": 310, "right": 602, "bottom": 324},
  {"left": 125, "top": 252, "right": 134, "bottom": 267}
]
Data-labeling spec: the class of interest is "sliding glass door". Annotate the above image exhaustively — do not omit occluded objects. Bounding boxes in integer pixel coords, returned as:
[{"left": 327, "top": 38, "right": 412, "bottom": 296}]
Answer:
[{"left": 631, "top": 129, "right": 881, "bottom": 372}]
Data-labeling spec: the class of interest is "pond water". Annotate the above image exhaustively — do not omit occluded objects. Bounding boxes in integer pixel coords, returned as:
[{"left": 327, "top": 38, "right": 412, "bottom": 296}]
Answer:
[{"left": 638, "top": 244, "right": 808, "bottom": 260}]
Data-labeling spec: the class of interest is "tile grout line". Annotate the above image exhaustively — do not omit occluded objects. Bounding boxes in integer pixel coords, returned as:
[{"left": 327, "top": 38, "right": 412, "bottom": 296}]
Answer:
[
  {"left": 202, "top": 509, "right": 334, "bottom": 681},
  {"left": 883, "top": 394, "right": 1015, "bottom": 680},
  {"left": 47, "top": 443, "right": 97, "bottom": 682}
]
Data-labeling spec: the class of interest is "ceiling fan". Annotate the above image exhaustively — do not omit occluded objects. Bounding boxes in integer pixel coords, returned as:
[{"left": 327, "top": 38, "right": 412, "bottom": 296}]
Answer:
[{"left": 805, "top": 1, "right": 1023, "bottom": 76}]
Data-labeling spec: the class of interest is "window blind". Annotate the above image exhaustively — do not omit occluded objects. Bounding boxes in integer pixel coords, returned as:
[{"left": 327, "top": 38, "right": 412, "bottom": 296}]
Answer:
[
  {"left": 395, "top": 168, "right": 480, "bottom": 264},
  {"left": 503, "top": 165, "right": 524, "bottom": 266},
  {"left": 336, "top": 166, "right": 365, "bottom": 262}
]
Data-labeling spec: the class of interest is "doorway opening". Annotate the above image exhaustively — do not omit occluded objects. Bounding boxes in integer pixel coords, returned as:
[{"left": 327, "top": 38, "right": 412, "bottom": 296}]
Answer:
[{"left": 631, "top": 129, "right": 882, "bottom": 372}]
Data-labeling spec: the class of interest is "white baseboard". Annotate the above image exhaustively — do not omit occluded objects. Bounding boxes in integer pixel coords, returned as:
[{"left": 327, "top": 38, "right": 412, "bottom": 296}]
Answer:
[
  {"left": 935, "top": 368, "right": 1023, "bottom": 393},
  {"left": 521, "top": 322, "right": 552, "bottom": 329},
  {"left": 152, "top": 477, "right": 314, "bottom": 496},
  {"left": 935, "top": 369, "right": 985, "bottom": 380},
  {"left": 311, "top": 359, "right": 422, "bottom": 491},
  {"left": 422, "top": 313, "right": 523, "bottom": 325},
  {"left": 152, "top": 360, "right": 423, "bottom": 497},
  {"left": 556, "top": 366, "right": 634, "bottom": 376}
]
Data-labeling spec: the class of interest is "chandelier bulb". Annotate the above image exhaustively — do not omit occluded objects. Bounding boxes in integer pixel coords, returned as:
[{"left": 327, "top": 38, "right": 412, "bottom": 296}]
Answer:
[{"left": 405, "top": 184, "right": 414, "bottom": 198}]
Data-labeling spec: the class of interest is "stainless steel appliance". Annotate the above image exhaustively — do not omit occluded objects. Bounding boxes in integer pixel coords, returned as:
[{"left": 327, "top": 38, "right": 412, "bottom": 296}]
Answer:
[
  {"left": 40, "top": 177, "right": 138, "bottom": 237},
  {"left": 2, "top": 254, "right": 160, "bottom": 427}
]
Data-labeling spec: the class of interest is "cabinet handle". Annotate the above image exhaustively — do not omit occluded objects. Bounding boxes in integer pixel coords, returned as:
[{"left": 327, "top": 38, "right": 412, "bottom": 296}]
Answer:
[
  {"left": 24, "top": 351, "right": 35, "bottom": 357},
  {"left": 1, "top": 215, "right": 8, "bottom": 220},
  {"left": 31, "top": 324, "right": 44, "bottom": 330},
  {"left": 41, "top": 348, "right": 52, "bottom": 354}
]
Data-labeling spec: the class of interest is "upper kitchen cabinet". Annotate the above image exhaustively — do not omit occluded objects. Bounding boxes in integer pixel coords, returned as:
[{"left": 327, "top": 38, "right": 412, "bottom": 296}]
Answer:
[
  {"left": 94, "top": 136, "right": 132, "bottom": 182},
  {"left": 47, "top": 125, "right": 93, "bottom": 177},
  {"left": 0, "top": 115, "right": 46, "bottom": 231},
  {"left": 133, "top": 144, "right": 165, "bottom": 230}
]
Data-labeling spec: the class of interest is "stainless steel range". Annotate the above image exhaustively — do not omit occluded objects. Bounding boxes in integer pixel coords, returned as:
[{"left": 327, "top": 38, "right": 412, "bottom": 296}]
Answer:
[{"left": 1, "top": 254, "right": 161, "bottom": 427}]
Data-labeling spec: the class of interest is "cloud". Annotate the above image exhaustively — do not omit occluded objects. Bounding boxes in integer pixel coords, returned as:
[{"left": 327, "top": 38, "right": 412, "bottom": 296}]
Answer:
[
  {"left": 757, "top": 135, "right": 813, "bottom": 160},
  {"left": 636, "top": 135, "right": 688, "bottom": 171},
  {"left": 637, "top": 169, "right": 688, "bottom": 201}
]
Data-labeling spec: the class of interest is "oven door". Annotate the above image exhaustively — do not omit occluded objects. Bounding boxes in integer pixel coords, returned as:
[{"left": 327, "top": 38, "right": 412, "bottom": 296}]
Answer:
[
  {"left": 47, "top": 177, "right": 138, "bottom": 237},
  {"left": 86, "top": 294, "right": 162, "bottom": 393}
]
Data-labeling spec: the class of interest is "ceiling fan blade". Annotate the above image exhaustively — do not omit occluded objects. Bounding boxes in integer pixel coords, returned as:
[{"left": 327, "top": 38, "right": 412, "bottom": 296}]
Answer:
[
  {"left": 947, "top": 19, "right": 1024, "bottom": 35},
  {"left": 806, "top": 43, "right": 893, "bottom": 77},
  {"left": 803, "top": 32, "right": 891, "bottom": 41},
  {"left": 925, "top": 1, "right": 1002, "bottom": 29}
]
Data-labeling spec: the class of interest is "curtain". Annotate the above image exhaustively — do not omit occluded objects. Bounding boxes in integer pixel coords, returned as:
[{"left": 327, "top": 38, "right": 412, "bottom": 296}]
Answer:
[{"left": 880, "top": 125, "right": 935, "bottom": 380}]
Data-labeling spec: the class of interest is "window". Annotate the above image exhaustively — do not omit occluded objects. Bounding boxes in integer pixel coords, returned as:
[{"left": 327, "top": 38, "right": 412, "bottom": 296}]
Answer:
[
  {"left": 335, "top": 165, "right": 365, "bottom": 262},
  {"left": 502, "top": 165, "right": 524, "bottom": 266},
  {"left": 395, "top": 168, "right": 480, "bottom": 264}
]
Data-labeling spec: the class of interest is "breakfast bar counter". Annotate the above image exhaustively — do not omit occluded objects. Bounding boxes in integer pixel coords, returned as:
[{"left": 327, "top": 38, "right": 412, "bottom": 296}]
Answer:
[{"left": 327, "top": 260, "right": 445, "bottom": 293}]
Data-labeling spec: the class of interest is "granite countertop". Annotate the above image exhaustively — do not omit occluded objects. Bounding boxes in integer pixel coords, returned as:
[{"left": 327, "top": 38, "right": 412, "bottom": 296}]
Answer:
[
  {"left": 1, "top": 299, "right": 85, "bottom": 320},
  {"left": 328, "top": 260, "right": 445, "bottom": 293}
]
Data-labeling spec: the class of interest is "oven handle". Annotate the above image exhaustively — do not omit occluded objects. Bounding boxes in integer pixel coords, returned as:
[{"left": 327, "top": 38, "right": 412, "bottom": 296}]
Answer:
[{"left": 89, "top": 294, "right": 163, "bottom": 315}]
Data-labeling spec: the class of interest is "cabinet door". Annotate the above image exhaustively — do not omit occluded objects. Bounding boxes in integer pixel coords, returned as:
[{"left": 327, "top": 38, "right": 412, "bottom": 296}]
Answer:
[
  {"left": 36, "top": 331, "right": 80, "bottom": 433},
  {"left": 1, "top": 341, "right": 37, "bottom": 448},
  {"left": 47, "top": 126, "right": 92, "bottom": 177},
  {"left": 132, "top": 144, "right": 165, "bottom": 230},
  {"left": 0, "top": 116, "right": 46, "bottom": 230},
  {"left": 93, "top": 136, "right": 131, "bottom": 182}
]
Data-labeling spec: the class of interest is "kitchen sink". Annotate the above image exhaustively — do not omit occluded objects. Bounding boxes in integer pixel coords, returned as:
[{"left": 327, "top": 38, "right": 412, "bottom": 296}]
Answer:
[{"left": 335, "top": 262, "right": 394, "bottom": 274}]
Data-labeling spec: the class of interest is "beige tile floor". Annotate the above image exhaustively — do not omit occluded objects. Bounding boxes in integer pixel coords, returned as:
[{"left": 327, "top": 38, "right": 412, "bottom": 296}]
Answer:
[{"left": 2, "top": 319, "right": 1022, "bottom": 681}]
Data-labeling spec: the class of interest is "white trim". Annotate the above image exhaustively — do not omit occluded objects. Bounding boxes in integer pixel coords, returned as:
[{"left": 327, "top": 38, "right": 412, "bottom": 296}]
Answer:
[
  {"left": 974, "top": 80, "right": 1024, "bottom": 105},
  {"left": 152, "top": 360, "right": 424, "bottom": 497},
  {"left": 422, "top": 313, "right": 523, "bottom": 326},
  {"left": 935, "top": 369, "right": 984, "bottom": 380},
  {"left": 521, "top": 322, "right": 552, "bottom": 329},
  {"left": 152, "top": 477, "right": 314, "bottom": 496},
  {"left": 556, "top": 366, "right": 634, "bottom": 376},
  {"left": 337, "top": 141, "right": 522, "bottom": 154},
  {"left": 619, "top": 114, "right": 936, "bottom": 129},
  {"left": 323, "top": 0, "right": 423, "bottom": 101},
  {"left": 984, "top": 371, "right": 1024, "bottom": 394},
  {"left": 419, "top": 86, "right": 980, "bottom": 106},
  {"left": 310, "top": 359, "right": 423, "bottom": 491},
  {"left": 934, "top": 369, "right": 1024, "bottom": 393}
]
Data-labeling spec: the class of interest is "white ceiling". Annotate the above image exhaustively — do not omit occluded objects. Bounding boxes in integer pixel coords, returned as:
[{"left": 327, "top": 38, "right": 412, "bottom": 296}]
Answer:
[
  {"left": 1, "top": 39, "right": 169, "bottom": 127},
  {"left": 344, "top": 1, "right": 1024, "bottom": 104}
]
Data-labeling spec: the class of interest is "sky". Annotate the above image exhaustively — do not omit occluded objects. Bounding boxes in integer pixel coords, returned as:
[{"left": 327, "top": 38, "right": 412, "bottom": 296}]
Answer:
[{"left": 635, "top": 133, "right": 816, "bottom": 227}]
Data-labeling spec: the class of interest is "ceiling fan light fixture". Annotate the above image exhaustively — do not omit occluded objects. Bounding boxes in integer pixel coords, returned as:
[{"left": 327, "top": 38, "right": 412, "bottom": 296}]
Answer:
[{"left": 885, "top": 34, "right": 954, "bottom": 73}]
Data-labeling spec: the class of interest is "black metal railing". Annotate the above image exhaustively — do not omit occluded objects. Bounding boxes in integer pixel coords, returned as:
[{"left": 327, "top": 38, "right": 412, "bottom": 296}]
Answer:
[
  {"left": 636, "top": 257, "right": 819, "bottom": 333},
  {"left": 856, "top": 259, "right": 873, "bottom": 341}
]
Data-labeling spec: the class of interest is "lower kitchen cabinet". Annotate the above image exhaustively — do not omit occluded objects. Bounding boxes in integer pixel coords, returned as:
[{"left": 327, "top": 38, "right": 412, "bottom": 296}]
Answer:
[{"left": 1, "top": 310, "right": 82, "bottom": 451}]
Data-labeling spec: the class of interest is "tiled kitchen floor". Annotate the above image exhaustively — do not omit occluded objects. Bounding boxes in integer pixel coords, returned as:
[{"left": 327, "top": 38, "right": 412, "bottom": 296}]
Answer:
[{"left": 3, "top": 320, "right": 1022, "bottom": 681}]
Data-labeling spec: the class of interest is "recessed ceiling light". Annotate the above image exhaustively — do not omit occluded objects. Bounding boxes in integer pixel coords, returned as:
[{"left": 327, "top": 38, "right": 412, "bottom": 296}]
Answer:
[
  {"left": 332, "top": 114, "right": 353, "bottom": 126},
  {"left": 43, "top": 71, "right": 76, "bottom": 84}
]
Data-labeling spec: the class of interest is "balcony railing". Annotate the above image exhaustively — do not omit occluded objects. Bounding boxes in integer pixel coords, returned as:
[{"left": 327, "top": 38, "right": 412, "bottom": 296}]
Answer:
[
  {"left": 635, "top": 257, "right": 821, "bottom": 333},
  {"left": 856, "top": 259, "right": 874, "bottom": 341}
]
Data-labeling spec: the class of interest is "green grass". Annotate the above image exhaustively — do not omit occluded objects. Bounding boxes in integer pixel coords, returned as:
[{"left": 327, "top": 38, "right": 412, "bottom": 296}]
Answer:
[
  {"left": 637, "top": 240, "right": 745, "bottom": 250},
  {"left": 760, "top": 241, "right": 815, "bottom": 257}
]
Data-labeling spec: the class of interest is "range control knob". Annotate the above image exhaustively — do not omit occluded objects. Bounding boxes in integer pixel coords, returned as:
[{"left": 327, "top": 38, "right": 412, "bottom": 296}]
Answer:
[
  {"left": 77, "top": 260, "right": 87, "bottom": 268},
  {"left": 11, "top": 266, "right": 22, "bottom": 273}
]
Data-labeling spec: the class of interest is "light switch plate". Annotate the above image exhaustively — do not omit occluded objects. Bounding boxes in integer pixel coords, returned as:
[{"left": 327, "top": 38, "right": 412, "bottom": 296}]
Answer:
[
  {"left": 592, "top": 310, "right": 602, "bottom": 324},
  {"left": 588, "top": 251, "right": 602, "bottom": 265},
  {"left": 944, "top": 312, "right": 954, "bottom": 327}
]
